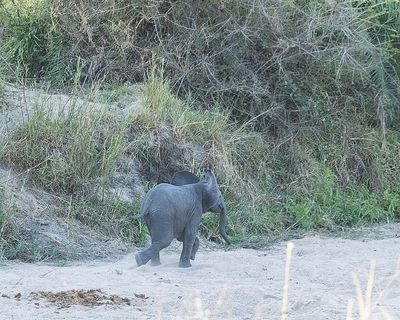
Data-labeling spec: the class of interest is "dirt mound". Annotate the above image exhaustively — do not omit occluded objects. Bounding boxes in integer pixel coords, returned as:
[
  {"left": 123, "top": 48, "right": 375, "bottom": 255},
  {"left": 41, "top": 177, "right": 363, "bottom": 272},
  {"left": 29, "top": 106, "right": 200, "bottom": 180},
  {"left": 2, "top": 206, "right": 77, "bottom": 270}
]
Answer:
[
  {"left": 0, "top": 84, "right": 147, "bottom": 261},
  {"left": 0, "top": 83, "right": 143, "bottom": 138},
  {"left": 0, "top": 165, "right": 130, "bottom": 261},
  {"left": 29, "top": 289, "right": 132, "bottom": 308}
]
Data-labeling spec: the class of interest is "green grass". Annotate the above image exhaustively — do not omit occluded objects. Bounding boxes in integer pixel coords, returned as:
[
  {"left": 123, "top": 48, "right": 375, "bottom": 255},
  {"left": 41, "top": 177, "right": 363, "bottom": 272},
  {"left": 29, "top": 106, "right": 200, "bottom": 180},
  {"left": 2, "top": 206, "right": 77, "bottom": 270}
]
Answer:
[
  {"left": 98, "top": 83, "right": 133, "bottom": 103},
  {"left": 127, "top": 68, "right": 235, "bottom": 181},
  {"left": 130, "top": 68, "right": 272, "bottom": 183},
  {"left": 63, "top": 196, "right": 147, "bottom": 244},
  {"left": 219, "top": 171, "right": 400, "bottom": 245},
  {"left": 282, "top": 166, "right": 400, "bottom": 231},
  {"left": 0, "top": 183, "right": 22, "bottom": 260}
]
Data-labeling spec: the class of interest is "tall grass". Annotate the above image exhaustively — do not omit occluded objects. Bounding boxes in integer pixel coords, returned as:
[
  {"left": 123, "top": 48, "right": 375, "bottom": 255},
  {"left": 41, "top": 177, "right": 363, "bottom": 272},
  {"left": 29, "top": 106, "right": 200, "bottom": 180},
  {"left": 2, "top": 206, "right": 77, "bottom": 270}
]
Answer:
[
  {"left": 0, "top": 0, "right": 70, "bottom": 83},
  {"left": 1, "top": 102, "right": 126, "bottom": 194},
  {"left": 0, "top": 184, "right": 7, "bottom": 242},
  {"left": 129, "top": 67, "right": 237, "bottom": 181}
]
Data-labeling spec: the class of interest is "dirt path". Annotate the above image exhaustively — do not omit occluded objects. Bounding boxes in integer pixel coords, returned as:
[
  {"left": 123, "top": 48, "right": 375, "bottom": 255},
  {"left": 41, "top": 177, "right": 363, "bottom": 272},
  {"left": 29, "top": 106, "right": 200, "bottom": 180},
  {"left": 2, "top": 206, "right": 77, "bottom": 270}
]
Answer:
[{"left": 1, "top": 226, "right": 400, "bottom": 320}]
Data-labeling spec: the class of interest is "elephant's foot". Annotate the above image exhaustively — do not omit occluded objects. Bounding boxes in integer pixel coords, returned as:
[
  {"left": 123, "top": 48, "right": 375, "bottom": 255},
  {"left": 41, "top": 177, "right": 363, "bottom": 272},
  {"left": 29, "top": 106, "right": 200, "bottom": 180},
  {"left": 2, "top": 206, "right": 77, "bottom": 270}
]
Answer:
[
  {"left": 135, "top": 252, "right": 145, "bottom": 266},
  {"left": 190, "top": 254, "right": 196, "bottom": 260},
  {"left": 179, "top": 260, "right": 192, "bottom": 268}
]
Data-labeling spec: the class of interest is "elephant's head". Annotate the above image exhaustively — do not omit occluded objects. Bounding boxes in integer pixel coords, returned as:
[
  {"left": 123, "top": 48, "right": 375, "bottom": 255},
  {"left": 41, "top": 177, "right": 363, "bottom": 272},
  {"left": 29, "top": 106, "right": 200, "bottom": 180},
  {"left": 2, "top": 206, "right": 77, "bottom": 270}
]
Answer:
[{"left": 170, "top": 170, "right": 230, "bottom": 245}]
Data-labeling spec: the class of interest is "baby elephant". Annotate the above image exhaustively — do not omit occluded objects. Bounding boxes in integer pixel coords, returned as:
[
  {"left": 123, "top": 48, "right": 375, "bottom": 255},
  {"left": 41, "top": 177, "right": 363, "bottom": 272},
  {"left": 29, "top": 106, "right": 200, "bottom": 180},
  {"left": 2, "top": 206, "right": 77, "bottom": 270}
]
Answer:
[
  {"left": 135, "top": 170, "right": 230, "bottom": 268},
  {"left": 170, "top": 170, "right": 230, "bottom": 245}
]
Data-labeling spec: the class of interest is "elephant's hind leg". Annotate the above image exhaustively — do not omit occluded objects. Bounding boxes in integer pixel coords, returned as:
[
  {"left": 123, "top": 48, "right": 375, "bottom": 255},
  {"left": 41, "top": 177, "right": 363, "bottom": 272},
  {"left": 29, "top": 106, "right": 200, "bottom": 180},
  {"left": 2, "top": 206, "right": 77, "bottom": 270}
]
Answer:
[
  {"left": 179, "top": 229, "right": 198, "bottom": 268},
  {"left": 135, "top": 239, "right": 172, "bottom": 267}
]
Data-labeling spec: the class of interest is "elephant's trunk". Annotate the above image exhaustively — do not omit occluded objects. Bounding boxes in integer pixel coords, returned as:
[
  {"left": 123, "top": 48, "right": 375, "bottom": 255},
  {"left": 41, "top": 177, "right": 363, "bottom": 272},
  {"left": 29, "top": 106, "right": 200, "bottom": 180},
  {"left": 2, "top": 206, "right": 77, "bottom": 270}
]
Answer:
[{"left": 218, "top": 199, "right": 231, "bottom": 245}]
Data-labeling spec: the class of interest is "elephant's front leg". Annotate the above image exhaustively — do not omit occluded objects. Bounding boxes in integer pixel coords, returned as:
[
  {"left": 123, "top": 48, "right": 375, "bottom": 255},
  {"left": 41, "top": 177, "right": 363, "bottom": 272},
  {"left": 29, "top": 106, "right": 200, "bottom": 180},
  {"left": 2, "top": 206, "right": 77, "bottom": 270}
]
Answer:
[
  {"left": 190, "top": 237, "right": 199, "bottom": 260},
  {"left": 150, "top": 252, "right": 161, "bottom": 266}
]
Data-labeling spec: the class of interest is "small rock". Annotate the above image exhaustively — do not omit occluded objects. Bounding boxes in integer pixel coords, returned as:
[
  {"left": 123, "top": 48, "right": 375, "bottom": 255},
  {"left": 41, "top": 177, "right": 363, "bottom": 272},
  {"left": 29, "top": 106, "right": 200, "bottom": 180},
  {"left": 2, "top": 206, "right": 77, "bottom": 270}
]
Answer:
[{"left": 134, "top": 293, "right": 147, "bottom": 299}]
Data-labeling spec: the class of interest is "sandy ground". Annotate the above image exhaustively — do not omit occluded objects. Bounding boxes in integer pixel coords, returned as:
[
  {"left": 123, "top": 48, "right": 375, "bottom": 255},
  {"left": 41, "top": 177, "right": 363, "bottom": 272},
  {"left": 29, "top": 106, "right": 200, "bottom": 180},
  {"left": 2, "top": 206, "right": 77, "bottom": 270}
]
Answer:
[{"left": 1, "top": 226, "right": 400, "bottom": 320}]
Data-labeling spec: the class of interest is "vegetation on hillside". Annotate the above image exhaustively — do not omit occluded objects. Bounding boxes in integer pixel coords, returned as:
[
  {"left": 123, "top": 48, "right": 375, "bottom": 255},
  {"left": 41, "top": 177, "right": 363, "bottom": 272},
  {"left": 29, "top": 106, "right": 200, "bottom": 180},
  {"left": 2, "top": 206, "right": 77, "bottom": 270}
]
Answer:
[{"left": 1, "top": 0, "right": 400, "bottom": 259}]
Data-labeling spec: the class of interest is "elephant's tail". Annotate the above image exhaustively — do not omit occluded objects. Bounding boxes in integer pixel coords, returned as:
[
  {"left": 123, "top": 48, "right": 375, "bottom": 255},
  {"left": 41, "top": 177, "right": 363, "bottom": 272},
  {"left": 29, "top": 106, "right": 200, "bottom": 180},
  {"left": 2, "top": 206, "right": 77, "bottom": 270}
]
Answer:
[
  {"left": 132, "top": 208, "right": 150, "bottom": 220},
  {"left": 132, "top": 213, "right": 144, "bottom": 220}
]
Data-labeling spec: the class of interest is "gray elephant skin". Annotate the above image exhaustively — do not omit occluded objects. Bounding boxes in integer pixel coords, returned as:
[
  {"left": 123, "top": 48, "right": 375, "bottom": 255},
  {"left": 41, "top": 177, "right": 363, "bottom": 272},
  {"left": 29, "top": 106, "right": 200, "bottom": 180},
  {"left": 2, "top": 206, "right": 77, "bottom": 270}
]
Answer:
[{"left": 135, "top": 170, "right": 230, "bottom": 268}]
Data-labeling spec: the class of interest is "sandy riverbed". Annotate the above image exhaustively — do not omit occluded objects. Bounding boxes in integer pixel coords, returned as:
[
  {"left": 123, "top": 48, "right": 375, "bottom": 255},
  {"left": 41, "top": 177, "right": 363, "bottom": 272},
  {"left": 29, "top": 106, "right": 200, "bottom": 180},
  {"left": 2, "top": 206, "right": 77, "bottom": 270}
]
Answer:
[{"left": 1, "top": 227, "right": 400, "bottom": 320}]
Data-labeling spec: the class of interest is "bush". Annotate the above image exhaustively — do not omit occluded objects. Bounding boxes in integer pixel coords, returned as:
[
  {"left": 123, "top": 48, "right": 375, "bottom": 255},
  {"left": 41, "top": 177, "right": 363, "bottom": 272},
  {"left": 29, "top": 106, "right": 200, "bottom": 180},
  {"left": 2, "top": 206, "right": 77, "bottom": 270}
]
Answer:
[
  {"left": 4, "top": 0, "right": 398, "bottom": 123},
  {"left": 123, "top": 70, "right": 400, "bottom": 242}
]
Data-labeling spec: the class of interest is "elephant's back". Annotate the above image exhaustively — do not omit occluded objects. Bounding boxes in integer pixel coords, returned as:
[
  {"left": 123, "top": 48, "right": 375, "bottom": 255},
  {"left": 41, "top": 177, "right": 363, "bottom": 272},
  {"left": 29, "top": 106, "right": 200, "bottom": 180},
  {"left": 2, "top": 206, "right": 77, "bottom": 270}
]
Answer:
[
  {"left": 145, "top": 183, "right": 197, "bottom": 213},
  {"left": 149, "top": 183, "right": 192, "bottom": 195}
]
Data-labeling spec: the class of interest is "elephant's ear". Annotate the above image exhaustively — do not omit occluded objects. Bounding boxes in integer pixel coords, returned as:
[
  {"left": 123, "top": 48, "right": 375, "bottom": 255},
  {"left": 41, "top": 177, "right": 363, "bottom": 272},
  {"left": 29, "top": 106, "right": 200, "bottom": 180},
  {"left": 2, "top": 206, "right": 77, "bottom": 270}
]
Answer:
[{"left": 171, "top": 171, "right": 199, "bottom": 186}]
